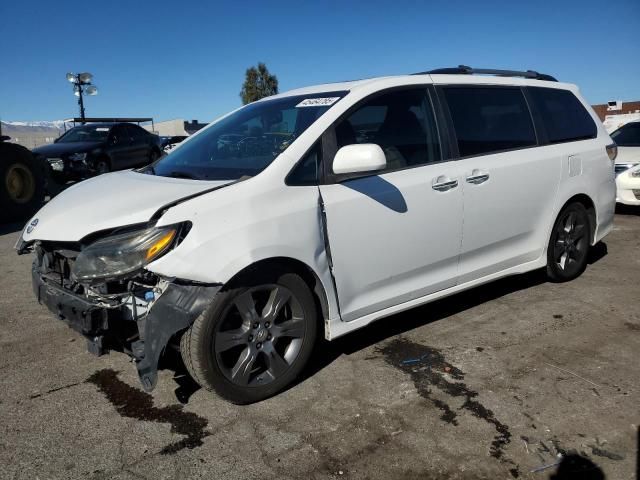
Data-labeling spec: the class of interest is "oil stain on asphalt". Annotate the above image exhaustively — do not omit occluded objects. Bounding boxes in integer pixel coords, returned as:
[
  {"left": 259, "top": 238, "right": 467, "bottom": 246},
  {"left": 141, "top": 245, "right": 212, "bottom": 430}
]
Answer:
[
  {"left": 86, "top": 369, "right": 209, "bottom": 455},
  {"left": 377, "top": 337, "right": 520, "bottom": 477}
]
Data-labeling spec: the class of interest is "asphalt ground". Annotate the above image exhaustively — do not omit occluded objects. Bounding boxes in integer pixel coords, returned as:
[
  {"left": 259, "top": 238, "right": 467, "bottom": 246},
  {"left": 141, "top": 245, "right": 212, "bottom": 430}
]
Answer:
[{"left": 1, "top": 207, "right": 639, "bottom": 479}]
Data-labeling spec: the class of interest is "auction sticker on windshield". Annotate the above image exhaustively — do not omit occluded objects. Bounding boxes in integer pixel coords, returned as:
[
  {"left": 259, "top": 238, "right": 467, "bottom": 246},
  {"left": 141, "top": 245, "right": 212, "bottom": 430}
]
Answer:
[{"left": 296, "top": 97, "right": 341, "bottom": 108}]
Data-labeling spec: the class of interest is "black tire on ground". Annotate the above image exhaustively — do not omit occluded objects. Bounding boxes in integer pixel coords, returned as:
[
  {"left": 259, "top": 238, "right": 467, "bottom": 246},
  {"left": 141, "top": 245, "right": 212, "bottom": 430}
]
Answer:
[
  {"left": 0, "top": 143, "right": 45, "bottom": 224},
  {"left": 546, "top": 202, "right": 591, "bottom": 282},
  {"left": 180, "top": 269, "right": 318, "bottom": 404},
  {"left": 95, "top": 158, "right": 111, "bottom": 175}
]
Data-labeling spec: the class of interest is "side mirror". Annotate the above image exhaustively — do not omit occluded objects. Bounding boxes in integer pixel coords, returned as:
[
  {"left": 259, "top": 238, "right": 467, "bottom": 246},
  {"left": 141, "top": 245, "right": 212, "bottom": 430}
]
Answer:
[{"left": 332, "top": 144, "right": 386, "bottom": 175}]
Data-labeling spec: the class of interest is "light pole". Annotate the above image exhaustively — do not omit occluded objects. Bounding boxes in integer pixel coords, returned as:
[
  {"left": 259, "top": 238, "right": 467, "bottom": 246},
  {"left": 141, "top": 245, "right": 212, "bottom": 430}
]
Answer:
[{"left": 66, "top": 72, "right": 98, "bottom": 123}]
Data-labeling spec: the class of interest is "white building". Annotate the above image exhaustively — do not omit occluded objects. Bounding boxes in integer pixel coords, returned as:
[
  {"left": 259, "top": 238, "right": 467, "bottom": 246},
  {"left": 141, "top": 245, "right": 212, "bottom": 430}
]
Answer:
[{"left": 143, "top": 119, "right": 208, "bottom": 137}]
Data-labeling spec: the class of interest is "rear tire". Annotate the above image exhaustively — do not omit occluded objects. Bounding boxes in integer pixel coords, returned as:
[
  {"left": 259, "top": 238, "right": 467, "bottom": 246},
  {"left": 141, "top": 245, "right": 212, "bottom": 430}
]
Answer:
[
  {"left": 180, "top": 269, "right": 318, "bottom": 404},
  {"left": 0, "top": 143, "right": 45, "bottom": 224},
  {"left": 546, "top": 202, "right": 591, "bottom": 282}
]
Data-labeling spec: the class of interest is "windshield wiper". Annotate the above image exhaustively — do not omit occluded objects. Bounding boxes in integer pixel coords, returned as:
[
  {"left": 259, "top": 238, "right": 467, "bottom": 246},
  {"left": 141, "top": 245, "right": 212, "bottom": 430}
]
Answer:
[{"left": 167, "top": 170, "right": 200, "bottom": 180}]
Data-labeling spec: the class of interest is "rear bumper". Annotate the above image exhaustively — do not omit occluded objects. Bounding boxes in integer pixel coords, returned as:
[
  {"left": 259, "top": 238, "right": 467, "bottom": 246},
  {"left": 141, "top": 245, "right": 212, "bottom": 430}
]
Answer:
[{"left": 32, "top": 263, "right": 221, "bottom": 390}]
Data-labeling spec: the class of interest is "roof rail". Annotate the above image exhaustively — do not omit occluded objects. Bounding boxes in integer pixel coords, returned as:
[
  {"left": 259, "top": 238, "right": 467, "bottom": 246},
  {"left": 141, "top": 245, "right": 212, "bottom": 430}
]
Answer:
[{"left": 414, "top": 65, "right": 558, "bottom": 82}]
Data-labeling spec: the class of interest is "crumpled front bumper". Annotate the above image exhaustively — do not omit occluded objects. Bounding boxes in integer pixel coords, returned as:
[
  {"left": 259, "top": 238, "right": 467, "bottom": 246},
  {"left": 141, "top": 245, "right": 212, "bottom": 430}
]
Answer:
[
  {"left": 32, "top": 265, "right": 108, "bottom": 337},
  {"left": 32, "top": 263, "right": 221, "bottom": 390},
  {"left": 616, "top": 173, "right": 640, "bottom": 206}
]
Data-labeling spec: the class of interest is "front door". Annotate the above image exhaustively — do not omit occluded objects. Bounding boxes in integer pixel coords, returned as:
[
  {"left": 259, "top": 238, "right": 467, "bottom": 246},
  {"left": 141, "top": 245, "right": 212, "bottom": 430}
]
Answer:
[{"left": 319, "top": 88, "right": 464, "bottom": 322}]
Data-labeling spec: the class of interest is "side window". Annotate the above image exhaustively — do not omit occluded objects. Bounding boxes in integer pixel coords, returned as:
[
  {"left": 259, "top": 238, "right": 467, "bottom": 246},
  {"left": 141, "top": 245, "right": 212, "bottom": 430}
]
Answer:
[
  {"left": 611, "top": 122, "right": 640, "bottom": 147},
  {"left": 443, "top": 87, "right": 536, "bottom": 157},
  {"left": 287, "top": 144, "right": 320, "bottom": 185},
  {"left": 334, "top": 89, "right": 441, "bottom": 171},
  {"left": 110, "top": 125, "right": 127, "bottom": 142},
  {"left": 126, "top": 125, "right": 145, "bottom": 141},
  {"left": 528, "top": 87, "right": 597, "bottom": 144}
]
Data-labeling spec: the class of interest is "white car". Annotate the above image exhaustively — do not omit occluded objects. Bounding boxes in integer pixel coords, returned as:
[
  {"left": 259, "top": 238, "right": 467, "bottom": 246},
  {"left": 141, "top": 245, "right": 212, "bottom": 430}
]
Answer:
[
  {"left": 611, "top": 121, "right": 640, "bottom": 206},
  {"left": 17, "top": 66, "right": 616, "bottom": 403}
]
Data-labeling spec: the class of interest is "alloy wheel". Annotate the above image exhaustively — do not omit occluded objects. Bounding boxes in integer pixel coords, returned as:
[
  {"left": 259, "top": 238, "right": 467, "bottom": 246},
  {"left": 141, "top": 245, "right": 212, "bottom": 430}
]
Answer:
[
  {"left": 553, "top": 210, "right": 588, "bottom": 273},
  {"left": 214, "top": 285, "right": 306, "bottom": 387}
]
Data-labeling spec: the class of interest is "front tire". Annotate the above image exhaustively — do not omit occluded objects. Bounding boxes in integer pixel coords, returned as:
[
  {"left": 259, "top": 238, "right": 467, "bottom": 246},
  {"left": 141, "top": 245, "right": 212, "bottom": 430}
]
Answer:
[
  {"left": 94, "top": 158, "right": 110, "bottom": 175},
  {"left": 180, "top": 270, "right": 318, "bottom": 404},
  {"left": 546, "top": 202, "right": 591, "bottom": 282}
]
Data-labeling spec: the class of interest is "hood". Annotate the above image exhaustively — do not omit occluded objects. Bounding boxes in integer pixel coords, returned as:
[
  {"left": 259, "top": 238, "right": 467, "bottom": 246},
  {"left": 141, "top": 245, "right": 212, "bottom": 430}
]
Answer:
[
  {"left": 32, "top": 141, "right": 103, "bottom": 157},
  {"left": 22, "top": 171, "right": 233, "bottom": 242},
  {"left": 615, "top": 146, "right": 640, "bottom": 165}
]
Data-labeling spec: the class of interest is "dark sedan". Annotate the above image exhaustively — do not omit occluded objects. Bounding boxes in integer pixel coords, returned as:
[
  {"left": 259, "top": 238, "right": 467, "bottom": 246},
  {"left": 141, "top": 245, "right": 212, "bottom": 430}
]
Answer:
[{"left": 33, "top": 122, "right": 162, "bottom": 181}]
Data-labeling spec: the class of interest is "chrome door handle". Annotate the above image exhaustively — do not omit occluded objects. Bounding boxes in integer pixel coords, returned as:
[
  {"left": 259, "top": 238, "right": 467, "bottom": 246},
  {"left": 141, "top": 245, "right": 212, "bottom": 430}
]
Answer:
[
  {"left": 432, "top": 177, "right": 458, "bottom": 191},
  {"left": 466, "top": 170, "right": 490, "bottom": 185}
]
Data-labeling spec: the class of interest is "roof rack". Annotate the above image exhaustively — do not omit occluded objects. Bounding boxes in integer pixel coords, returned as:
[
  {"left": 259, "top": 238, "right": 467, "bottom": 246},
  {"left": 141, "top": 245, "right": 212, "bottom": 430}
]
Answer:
[{"left": 414, "top": 65, "right": 557, "bottom": 82}]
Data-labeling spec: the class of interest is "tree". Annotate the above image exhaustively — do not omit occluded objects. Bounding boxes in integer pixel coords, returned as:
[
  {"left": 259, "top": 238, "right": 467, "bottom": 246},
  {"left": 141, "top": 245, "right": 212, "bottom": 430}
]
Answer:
[{"left": 240, "top": 62, "right": 279, "bottom": 105}]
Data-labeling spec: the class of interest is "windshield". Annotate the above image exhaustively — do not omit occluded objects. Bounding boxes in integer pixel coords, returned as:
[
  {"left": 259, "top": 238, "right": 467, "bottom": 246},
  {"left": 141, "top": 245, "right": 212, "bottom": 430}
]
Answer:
[
  {"left": 57, "top": 125, "right": 111, "bottom": 143},
  {"left": 149, "top": 92, "right": 347, "bottom": 180},
  {"left": 611, "top": 122, "right": 640, "bottom": 147}
]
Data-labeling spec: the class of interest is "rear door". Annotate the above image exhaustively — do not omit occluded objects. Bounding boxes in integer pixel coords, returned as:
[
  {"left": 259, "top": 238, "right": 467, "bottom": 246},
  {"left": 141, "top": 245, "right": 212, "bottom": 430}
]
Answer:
[
  {"left": 438, "top": 86, "right": 561, "bottom": 283},
  {"left": 319, "top": 87, "right": 465, "bottom": 322}
]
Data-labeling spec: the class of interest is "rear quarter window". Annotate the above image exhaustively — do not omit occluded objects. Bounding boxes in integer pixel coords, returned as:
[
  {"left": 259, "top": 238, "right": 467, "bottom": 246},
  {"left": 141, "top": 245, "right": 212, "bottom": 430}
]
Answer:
[{"left": 528, "top": 87, "right": 597, "bottom": 144}]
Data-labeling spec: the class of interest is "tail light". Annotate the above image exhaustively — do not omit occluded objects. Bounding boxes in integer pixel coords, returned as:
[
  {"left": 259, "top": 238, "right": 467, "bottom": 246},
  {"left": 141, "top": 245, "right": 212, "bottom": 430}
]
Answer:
[{"left": 606, "top": 143, "right": 618, "bottom": 162}]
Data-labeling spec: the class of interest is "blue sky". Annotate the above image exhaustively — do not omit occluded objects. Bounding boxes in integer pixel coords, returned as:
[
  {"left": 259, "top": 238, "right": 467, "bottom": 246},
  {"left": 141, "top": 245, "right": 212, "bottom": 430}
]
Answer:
[{"left": 1, "top": 0, "right": 639, "bottom": 122}]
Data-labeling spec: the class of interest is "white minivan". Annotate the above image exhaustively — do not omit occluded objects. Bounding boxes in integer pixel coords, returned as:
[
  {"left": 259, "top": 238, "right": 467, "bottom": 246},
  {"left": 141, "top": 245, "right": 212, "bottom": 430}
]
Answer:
[{"left": 18, "top": 66, "right": 616, "bottom": 403}]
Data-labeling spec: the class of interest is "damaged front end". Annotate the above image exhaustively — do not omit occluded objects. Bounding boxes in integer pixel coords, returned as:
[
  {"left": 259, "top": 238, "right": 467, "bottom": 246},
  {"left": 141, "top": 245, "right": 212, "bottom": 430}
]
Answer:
[{"left": 25, "top": 224, "right": 220, "bottom": 391}]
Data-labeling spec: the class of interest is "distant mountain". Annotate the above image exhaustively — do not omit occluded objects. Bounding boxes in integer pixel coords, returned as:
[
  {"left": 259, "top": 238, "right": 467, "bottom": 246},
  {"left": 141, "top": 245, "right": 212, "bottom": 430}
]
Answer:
[
  {"left": 0, "top": 120, "right": 72, "bottom": 148},
  {"left": 1, "top": 120, "right": 71, "bottom": 131}
]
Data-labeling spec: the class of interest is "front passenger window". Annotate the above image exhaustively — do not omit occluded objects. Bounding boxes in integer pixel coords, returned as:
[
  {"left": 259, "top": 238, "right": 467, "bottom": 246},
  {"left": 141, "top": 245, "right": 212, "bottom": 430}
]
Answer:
[{"left": 335, "top": 89, "right": 441, "bottom": 171}]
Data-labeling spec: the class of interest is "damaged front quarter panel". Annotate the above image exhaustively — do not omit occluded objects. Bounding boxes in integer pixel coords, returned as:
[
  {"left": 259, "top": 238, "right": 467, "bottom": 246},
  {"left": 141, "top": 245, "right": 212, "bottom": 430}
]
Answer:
[{"left": 134, "top": 280, "right": 221, "bottom": 390}]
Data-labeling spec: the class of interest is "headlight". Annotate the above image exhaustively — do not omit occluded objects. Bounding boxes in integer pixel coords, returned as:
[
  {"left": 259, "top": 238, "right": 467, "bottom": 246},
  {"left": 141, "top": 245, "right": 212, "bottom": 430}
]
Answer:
[
  {"left": 72, "top": 225, "right": 180, "bottom": 282},
  {"left": 630, "top": 165, "right": 640, "bottom": 178},
  {"left": 68, "top": 152, "right": 87, "bottom": 162},
  {"left": 47, "top": 158, "right": 65, "bottom": 171}
]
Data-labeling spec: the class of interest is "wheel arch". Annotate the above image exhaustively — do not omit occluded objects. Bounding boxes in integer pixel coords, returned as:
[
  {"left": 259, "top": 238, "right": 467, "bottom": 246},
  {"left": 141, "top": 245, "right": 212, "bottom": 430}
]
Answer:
[
  {"left": 558, "top": 193, "right": 597, "bottom": 244},
  {"left": 223, "top": 256, "right": 332, "bottom": 333}
]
